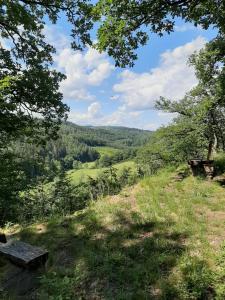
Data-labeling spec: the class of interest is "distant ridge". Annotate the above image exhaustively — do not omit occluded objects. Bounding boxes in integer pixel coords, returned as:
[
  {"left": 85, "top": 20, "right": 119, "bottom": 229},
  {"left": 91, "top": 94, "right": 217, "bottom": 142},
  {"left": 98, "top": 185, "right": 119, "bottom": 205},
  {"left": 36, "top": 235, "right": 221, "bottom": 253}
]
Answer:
[
  {"left": 63, "top": 122, "right": 152, "bottom": 148},
  {"left": 66, "top": 122, "right": 152, "bottom": 133}
]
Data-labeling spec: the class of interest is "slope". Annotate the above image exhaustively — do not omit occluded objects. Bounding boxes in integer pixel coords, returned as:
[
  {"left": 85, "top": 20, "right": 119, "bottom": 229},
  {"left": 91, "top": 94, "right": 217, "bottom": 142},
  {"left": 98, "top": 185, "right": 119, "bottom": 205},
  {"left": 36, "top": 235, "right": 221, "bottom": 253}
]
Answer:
[{"left": 2, "top": 167, "right": 225, "bottom": 299}]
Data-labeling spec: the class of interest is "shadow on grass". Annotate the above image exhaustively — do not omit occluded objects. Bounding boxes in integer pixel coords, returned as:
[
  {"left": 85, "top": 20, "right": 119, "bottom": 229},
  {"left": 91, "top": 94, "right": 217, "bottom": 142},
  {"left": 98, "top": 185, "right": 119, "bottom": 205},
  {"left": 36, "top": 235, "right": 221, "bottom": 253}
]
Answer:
[{"left": 12, "top": 207, "right": 190, "bottom": 299}]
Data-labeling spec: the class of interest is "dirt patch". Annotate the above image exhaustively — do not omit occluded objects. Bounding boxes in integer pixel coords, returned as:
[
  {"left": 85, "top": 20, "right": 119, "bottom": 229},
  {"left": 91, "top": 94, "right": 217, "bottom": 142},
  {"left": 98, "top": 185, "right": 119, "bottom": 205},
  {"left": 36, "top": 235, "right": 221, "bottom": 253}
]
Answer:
[
  {"left": 205, "top": 210, "right": 225, "bottom": 222},
  {"left": 107, "top": 184, "right": 142, "bottom": 211},
  {"left": 195, "top": 206, "right": 225, "bottom": 249},
  {"left": 139, "top": 231, "right": 154, "bottom": 240},
  {"left": 195, "top": 206, "right": 225, "bottom": 222},
  {"left": 208, "top": 234, "right": 225, "bottom": 249},
  {"left": 35, "top": 224, "right": 47, "bottom": 234}
]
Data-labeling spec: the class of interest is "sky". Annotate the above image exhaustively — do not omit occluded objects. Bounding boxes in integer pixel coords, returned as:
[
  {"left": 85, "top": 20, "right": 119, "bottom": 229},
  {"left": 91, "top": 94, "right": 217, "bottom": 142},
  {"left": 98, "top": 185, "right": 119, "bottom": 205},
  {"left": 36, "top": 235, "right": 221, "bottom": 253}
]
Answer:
[{"left": 44, "top": 19, "right": 217, "bottom": 130}]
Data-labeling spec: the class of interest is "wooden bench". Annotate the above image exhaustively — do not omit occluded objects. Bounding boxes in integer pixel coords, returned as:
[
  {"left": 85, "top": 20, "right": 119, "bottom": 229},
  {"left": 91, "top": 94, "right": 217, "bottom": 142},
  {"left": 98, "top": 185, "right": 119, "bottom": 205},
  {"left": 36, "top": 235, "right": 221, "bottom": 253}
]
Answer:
[
  {"left": 0, "top": 240, "right": 48, "bottom": 269},
  {"left": 188, "top": 159, "right": 214, "bottom": 179}
]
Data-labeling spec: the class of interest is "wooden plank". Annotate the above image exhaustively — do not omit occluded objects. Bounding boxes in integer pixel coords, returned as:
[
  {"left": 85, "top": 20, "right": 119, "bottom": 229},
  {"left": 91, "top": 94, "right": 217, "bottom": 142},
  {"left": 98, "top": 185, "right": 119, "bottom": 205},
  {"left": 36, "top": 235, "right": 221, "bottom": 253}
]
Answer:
[{"left": 0, "top": 240, "right": 48, "bottom": 268}]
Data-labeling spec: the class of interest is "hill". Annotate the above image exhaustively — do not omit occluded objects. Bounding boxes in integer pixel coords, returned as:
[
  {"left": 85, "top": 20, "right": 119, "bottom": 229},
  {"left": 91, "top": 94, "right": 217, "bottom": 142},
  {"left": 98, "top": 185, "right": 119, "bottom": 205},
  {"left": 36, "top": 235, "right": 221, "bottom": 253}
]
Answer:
[
  {"left": 11, "top": 123, "right": 151, "bottom": 183},
  {"left": 65, "top": 123, "right": 152, "bottom": 148},
  {"left": 2, "top": 167, "right": 225, "bottom": 299}
]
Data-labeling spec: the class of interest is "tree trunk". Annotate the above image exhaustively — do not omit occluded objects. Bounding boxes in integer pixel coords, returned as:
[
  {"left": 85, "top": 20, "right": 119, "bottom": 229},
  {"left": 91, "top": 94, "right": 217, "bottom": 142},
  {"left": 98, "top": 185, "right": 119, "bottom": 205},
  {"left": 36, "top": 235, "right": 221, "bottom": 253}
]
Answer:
[{"left": 207, "top": 133, "right": 217, "bottom": 160}]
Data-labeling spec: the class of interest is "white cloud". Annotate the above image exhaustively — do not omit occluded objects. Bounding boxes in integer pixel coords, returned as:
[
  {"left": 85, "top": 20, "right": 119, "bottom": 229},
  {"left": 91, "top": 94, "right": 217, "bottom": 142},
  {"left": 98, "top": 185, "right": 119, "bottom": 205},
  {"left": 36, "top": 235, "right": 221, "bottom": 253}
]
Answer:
[
  {"left": 56, "top": 47, "right": 114, "bottom": 101},
  {"left": 43, "top": 25, "right": 70, "bottom": 51},
  {"left": 101, "top": 110, "right": 142, "bottom": 127},
  {"left": 142, "top": 123, "right": 160, "bottom": 131},
  {"left": 113, "top": 36, "right": 206, "bottom": 111},
  {"left": 44, "top": 25, "right": 114, "bottom": 102},
  {"left": 68, "top": 104, "right": 143, "bottom": 128},
  {"left": 87, "top": 102, "right": 102, "bottom": 117},
  {"left": 69, "top": 102, "right": 102, "bottom": 123},
  {"left": 174, "top": 23, "right": 203, "bottom": 32}
]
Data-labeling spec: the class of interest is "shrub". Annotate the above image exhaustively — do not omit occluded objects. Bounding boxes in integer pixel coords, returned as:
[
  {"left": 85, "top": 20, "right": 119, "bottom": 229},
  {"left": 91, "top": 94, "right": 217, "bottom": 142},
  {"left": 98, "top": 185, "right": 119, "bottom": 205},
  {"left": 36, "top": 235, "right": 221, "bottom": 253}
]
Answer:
[{"left": 214, "top": 153, "right": 225, "bottom": 175}]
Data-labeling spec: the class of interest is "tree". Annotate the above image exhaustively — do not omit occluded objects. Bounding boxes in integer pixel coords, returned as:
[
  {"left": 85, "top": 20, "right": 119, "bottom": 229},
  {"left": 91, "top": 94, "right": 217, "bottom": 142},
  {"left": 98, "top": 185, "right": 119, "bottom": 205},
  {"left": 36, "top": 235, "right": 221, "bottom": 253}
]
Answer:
[
  {"left": 0, "top": 150, "right": 26, "bottom": 225},
  {"left": 1, "top": 0, "right": 225, "bottom": 140},
  {"left": 137, "top": 36, "right": 225, "bottom": 170},
  {"left": 52, "top": 171, "right": 75, "bottom": 215},
  {"left": 0, "top": 0, "right": 94, "bottom": 142},
  {"left": 137, "top": 120, "right": 207, "bottom": 174},
  {"left": 156, "top": 36, "right": 225, "bottom": 160},
  {"left": 92, "top": 0, "right": 225, "bottom": 67}
]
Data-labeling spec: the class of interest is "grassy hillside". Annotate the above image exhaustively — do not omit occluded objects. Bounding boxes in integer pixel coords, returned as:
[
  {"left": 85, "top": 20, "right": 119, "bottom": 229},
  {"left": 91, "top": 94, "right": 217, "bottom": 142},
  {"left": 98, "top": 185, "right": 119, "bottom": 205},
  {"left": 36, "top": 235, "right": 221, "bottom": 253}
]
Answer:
[
  {"left": 2, "top": 167, "right": 225, "bottom": 299},
  {"left": 93, "top": 146, "right": 119, "bottom": 157},
  {"left": 68, "top": 160, "right": 136, "bottom": 184}
]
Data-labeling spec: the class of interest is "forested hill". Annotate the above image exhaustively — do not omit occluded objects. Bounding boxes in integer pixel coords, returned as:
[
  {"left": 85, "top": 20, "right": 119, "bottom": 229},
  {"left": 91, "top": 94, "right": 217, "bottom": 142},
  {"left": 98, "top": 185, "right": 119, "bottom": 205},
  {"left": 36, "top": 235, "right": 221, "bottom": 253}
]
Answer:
[
  {"left": 11, "top": 122, "right": 152, "bottom": 183},
  {"left": 64, "top": 122, "right": 152, "bottom": 148}
]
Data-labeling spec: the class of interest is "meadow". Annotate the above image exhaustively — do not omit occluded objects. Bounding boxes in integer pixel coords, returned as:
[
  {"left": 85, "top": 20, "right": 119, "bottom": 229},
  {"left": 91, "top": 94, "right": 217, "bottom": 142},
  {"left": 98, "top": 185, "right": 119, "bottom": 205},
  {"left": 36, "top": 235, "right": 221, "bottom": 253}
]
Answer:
[
  {"left": 68, "top": 160, "right": 136, "bottom": 184},
  {"left": 2, "top": 166, "right": 225, "bottom": 299},
  {"left": 93, "top": 146, "right": 120, "bottom": 157}
]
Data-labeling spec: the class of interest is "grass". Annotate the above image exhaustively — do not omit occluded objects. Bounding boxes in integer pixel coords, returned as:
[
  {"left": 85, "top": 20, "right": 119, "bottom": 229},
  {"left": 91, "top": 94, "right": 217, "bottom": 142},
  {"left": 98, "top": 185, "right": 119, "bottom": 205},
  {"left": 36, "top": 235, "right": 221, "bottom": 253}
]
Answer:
[
  {"left": 214, "top": 152, "right": 225, "bottom": 175},
  {"left": 93, "top": 146, "right": 120, "bottom": 157},
  {"left": 68, "top": 160, "right": 136, "bottom": 184},
  {"left": 2, "top": 167, "right": 225, "bottom": 299}
]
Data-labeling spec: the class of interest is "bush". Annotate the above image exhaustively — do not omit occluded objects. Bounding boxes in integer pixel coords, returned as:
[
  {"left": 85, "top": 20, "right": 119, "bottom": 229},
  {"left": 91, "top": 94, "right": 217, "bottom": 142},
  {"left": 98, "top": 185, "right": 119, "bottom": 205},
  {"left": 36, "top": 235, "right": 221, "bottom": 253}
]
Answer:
[
  {"left": 214, "top": 153, "right": 225, "bottom": 175},
  {"left": 17, "top": 166, "right": 140, "bottom": 224}
]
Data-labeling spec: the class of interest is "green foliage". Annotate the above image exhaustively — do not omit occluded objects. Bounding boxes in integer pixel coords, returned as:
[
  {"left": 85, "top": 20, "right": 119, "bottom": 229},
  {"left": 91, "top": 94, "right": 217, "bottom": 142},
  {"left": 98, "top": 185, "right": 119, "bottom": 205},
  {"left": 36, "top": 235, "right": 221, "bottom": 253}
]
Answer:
[
  {"left": 39, "top": 272, "right": 75, "bottom": 300},
  {"left": 96, "top": 148, "right": 136, "bottom": 167},
  {"left": 155, "top": 37, "right": 225, "bottom": 161},
  {"left": 0, "top": 0, "right": 96, "bottom": 141},
  {"left": 72, "top": 124, "right": 151, "bottom": 148},
  {"left": 178, "top": 257, "right": 213, "bottom": 299},
  {"left": 18, "top": 164, "right": 139, "bottom": 223},
  {"left": 68, "top": 160, "right": 136, "bottom": 184},
  {"left": 94, "top": 146, "right": 119, "bottom": 156},
  {"left": 9, "top": 124, "right": 150, "bottom": 185},
  {"left": 0, "top": 149, "right": 27, "bottom": 225},
  {"left": 91, "top": 1, "right": 225, "bottom": 67},
  {"left": 214, "top": 153, "right": 225, "bottom": 175},
  {"left": 137, "top": 123, "right": 207, "bottom": 175}
]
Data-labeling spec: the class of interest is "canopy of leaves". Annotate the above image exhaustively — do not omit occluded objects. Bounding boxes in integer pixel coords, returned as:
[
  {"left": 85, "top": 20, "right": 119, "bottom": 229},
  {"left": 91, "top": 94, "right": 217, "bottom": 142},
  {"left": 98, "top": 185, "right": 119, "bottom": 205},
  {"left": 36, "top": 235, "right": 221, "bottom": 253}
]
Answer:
[
  {"left": 0, "top": 0, "right": 94, "bottom": 142},
  {"left": 92, "top": 0, "right": 225, "bottom": 67}
]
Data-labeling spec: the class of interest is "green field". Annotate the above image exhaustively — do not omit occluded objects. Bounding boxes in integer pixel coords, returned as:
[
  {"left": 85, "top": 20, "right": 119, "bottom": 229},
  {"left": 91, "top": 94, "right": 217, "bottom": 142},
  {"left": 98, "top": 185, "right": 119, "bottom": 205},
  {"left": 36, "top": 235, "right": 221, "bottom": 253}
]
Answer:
[
  {"left": 94, "top": 146, "right": 120, "bottom": 157},
  {"left": 68, "top": 160, "right": 136, "bottom": 184},
  {"left": 5, "top": 167, "right": 225, "bottom": 299}
]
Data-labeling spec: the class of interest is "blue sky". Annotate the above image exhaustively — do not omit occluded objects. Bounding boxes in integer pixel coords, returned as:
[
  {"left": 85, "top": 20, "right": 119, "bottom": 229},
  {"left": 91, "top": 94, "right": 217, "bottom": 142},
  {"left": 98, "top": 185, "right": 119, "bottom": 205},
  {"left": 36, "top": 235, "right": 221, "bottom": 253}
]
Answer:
[{"left": 44, "top": 18, "right": 217, "bottom": 130}]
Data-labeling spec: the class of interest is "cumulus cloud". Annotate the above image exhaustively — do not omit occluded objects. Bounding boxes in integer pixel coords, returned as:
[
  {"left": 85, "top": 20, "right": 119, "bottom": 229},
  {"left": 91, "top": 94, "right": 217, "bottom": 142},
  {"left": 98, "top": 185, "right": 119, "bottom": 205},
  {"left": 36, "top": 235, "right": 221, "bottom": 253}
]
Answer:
[
  {"left": 113, "top": 36, "right": 206, "bottom": 111},
  {"left": 44, "top": 25, "right": 114, "bottom": 102},
  {"left": 68, "top": 103, "right": 142, "bottom": 128},
  {"left": 55, "top": 47, "right": 114, "bottom": 101},
  {"left": 69, "top": 102, "right": 102, "bottom": 123},
  {"left": 100, "top": 110, "right": 142, "bottom": 127}
]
